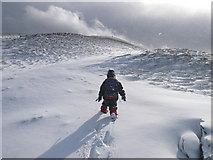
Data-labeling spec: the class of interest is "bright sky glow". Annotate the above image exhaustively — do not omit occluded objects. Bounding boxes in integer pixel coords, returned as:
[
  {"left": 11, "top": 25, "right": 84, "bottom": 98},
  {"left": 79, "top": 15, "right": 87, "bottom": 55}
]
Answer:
[{"left": 142, "top": 0, "right": 211, "bottom": 12}]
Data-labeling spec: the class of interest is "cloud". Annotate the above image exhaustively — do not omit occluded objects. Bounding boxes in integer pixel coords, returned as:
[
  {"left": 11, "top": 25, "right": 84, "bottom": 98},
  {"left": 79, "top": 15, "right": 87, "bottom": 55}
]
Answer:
[
  {"left": 3, "top": 2, "right": 210, "bottom": 52},
  {"left": 93, "top": 2, "right": 210, "bottom": 51},
  {"left": 24, "top": 5, "right": 118, "bottom": 37}
]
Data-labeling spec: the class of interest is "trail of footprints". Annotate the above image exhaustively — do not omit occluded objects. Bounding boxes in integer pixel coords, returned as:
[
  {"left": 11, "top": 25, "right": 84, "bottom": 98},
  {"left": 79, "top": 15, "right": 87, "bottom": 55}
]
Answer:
[
  {"left": 88, "top": 129, "right": 114, "bottom": 158},
  {"left": 77, "top": 120, "right": 115, "bottom": 158}
]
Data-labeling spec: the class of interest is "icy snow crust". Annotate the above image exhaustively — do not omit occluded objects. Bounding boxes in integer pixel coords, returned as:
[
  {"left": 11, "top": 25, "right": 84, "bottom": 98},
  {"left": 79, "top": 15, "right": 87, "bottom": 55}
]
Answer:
[
  {"left": 2, "top": 33, "right": 141, "bottom": 70},
  {"left": 94, "top": 48, "right": 211, "bottom": 96},
  {"left": 2, "top": 33, "right": 211, "bottom": 158},
  {"left": 2, "top": 33, "right": 211, "bottom": 96}
]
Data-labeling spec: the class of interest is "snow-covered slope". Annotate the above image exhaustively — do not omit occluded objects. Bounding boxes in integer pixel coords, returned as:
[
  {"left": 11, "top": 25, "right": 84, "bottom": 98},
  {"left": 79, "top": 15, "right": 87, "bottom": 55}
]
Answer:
[{"left": 1, "top": 33, "right": 211, "bottom": 158}]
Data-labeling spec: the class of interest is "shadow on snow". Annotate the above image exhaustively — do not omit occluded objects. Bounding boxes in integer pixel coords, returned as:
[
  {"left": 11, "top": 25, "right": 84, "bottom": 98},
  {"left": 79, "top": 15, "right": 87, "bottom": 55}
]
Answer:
[{"left": 37, "top": 112, "right": 111, "bottom": 158}]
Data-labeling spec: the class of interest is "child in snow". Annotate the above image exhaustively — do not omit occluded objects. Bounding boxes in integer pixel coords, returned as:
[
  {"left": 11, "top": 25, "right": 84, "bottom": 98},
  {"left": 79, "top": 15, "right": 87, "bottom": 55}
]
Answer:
[{"left": 96, "top": 69, "right": 126, "bottom": 116}]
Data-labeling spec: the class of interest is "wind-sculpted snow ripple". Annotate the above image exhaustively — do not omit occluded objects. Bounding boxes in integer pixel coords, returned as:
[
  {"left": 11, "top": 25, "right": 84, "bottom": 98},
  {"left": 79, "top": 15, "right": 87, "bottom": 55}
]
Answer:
[
  {"left": 2, "top": 33, "right": 210, "bottom": 96},
  {"left": 99, "top": 48, "right": 211, "bottom": 96},
  {"left": 2, "top": 33, "right": 141, "bottom": 70}
]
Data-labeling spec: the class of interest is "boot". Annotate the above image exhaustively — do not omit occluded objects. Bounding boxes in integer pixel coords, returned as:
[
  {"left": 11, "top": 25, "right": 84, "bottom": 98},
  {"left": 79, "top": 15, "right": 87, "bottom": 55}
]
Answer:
[
  {"left": 101, "top": 106, "right": 107, "bottom": 114},
  {"left": 110, "top": 108, "right": 118, "bottom": 115}
]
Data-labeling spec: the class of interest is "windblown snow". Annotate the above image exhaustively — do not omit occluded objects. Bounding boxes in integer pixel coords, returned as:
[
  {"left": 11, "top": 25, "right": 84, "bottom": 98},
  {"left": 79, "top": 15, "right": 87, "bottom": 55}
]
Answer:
[{"left": 1, "top": 33, "right": 211, "bottom": 158}]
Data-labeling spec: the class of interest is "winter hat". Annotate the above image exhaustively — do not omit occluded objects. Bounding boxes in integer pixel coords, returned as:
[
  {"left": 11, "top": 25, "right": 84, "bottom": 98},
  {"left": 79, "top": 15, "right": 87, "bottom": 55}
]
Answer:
[{"left": 107, "top": 69, "right": 115, "bottom": 78}]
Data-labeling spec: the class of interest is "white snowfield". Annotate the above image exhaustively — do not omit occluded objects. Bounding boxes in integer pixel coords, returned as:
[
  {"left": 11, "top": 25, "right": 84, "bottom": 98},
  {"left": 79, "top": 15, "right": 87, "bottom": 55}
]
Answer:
[{"left": 2, "top": 33, "right": 211, "bottom": 158}]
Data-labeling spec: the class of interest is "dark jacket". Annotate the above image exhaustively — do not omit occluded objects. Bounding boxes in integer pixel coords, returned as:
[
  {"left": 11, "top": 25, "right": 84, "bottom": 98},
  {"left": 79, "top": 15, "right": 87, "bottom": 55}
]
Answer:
[{"left": 98, "top": 77, "right": 126, "bottom": 100}]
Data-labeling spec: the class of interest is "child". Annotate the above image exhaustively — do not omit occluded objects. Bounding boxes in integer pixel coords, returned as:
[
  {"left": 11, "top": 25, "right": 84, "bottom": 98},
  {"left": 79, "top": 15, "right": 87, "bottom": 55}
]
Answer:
[{"left": 96, "top": 70, "right": 126, "bottom": 118}]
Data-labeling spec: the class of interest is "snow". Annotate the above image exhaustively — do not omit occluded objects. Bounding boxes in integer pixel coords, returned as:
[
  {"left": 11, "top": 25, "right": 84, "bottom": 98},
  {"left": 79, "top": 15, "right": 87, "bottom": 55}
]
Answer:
[
  {"left": 200, "top": 119, "right": 212, "bottom": 159},
  {"left": 2, "top": 33, "right": 211, "bottom": 158},
  {"left": 179, "top": 131, "right": 201, "bottom": 158}
]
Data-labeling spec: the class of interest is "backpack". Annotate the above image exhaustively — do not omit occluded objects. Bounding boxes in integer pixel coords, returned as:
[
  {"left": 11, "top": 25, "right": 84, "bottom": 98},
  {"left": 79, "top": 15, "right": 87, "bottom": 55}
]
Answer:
[{"left": 103, "top": 78, "right": 118, "bottom": 99}]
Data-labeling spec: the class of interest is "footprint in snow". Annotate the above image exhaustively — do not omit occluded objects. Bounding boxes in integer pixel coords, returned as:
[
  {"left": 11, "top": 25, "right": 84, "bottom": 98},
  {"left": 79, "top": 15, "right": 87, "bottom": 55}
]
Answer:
[
  {"left": 2, "top": 87, "right": 10, "bottom": 91},
  {"left": 66, "top": 77, "right": 73, "bottom": 81},
  {"left": 103, "top": 131, "right": 114, "bottom": 146},
  {"left": 66, "top": 89, "right": 72, "bottom": 93},
  {"left": 85, "top": 90, "right": 96, "bottom": 93},
  {"left": 21, "top": 115, "right": 44, "bottom": 124}
]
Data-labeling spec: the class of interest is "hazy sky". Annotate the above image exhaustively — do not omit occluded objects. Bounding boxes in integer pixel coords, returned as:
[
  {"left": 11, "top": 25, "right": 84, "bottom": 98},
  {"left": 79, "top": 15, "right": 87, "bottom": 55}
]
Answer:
[{"left": 2, "top": 1, "right": 211, "bottom": 52}]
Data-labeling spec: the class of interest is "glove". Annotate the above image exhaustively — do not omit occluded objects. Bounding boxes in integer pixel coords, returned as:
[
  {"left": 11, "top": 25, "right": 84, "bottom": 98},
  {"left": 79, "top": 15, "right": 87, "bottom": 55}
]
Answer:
[
  {"left": 96, "top": 96, "right": 102, "bottom": 102},
  {"left": 122, "top": 96, "right": 126, "bottom": 101}
]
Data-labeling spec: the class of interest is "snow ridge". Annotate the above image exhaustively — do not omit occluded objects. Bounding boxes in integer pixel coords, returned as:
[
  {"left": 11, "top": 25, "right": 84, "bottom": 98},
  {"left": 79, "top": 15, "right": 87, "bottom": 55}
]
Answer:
[
  {"left": 2, "top": 33, "right": 210, "bottom": 96},
  {"left": 1, "top": 33, "right": 141, "bottom": 70}
]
